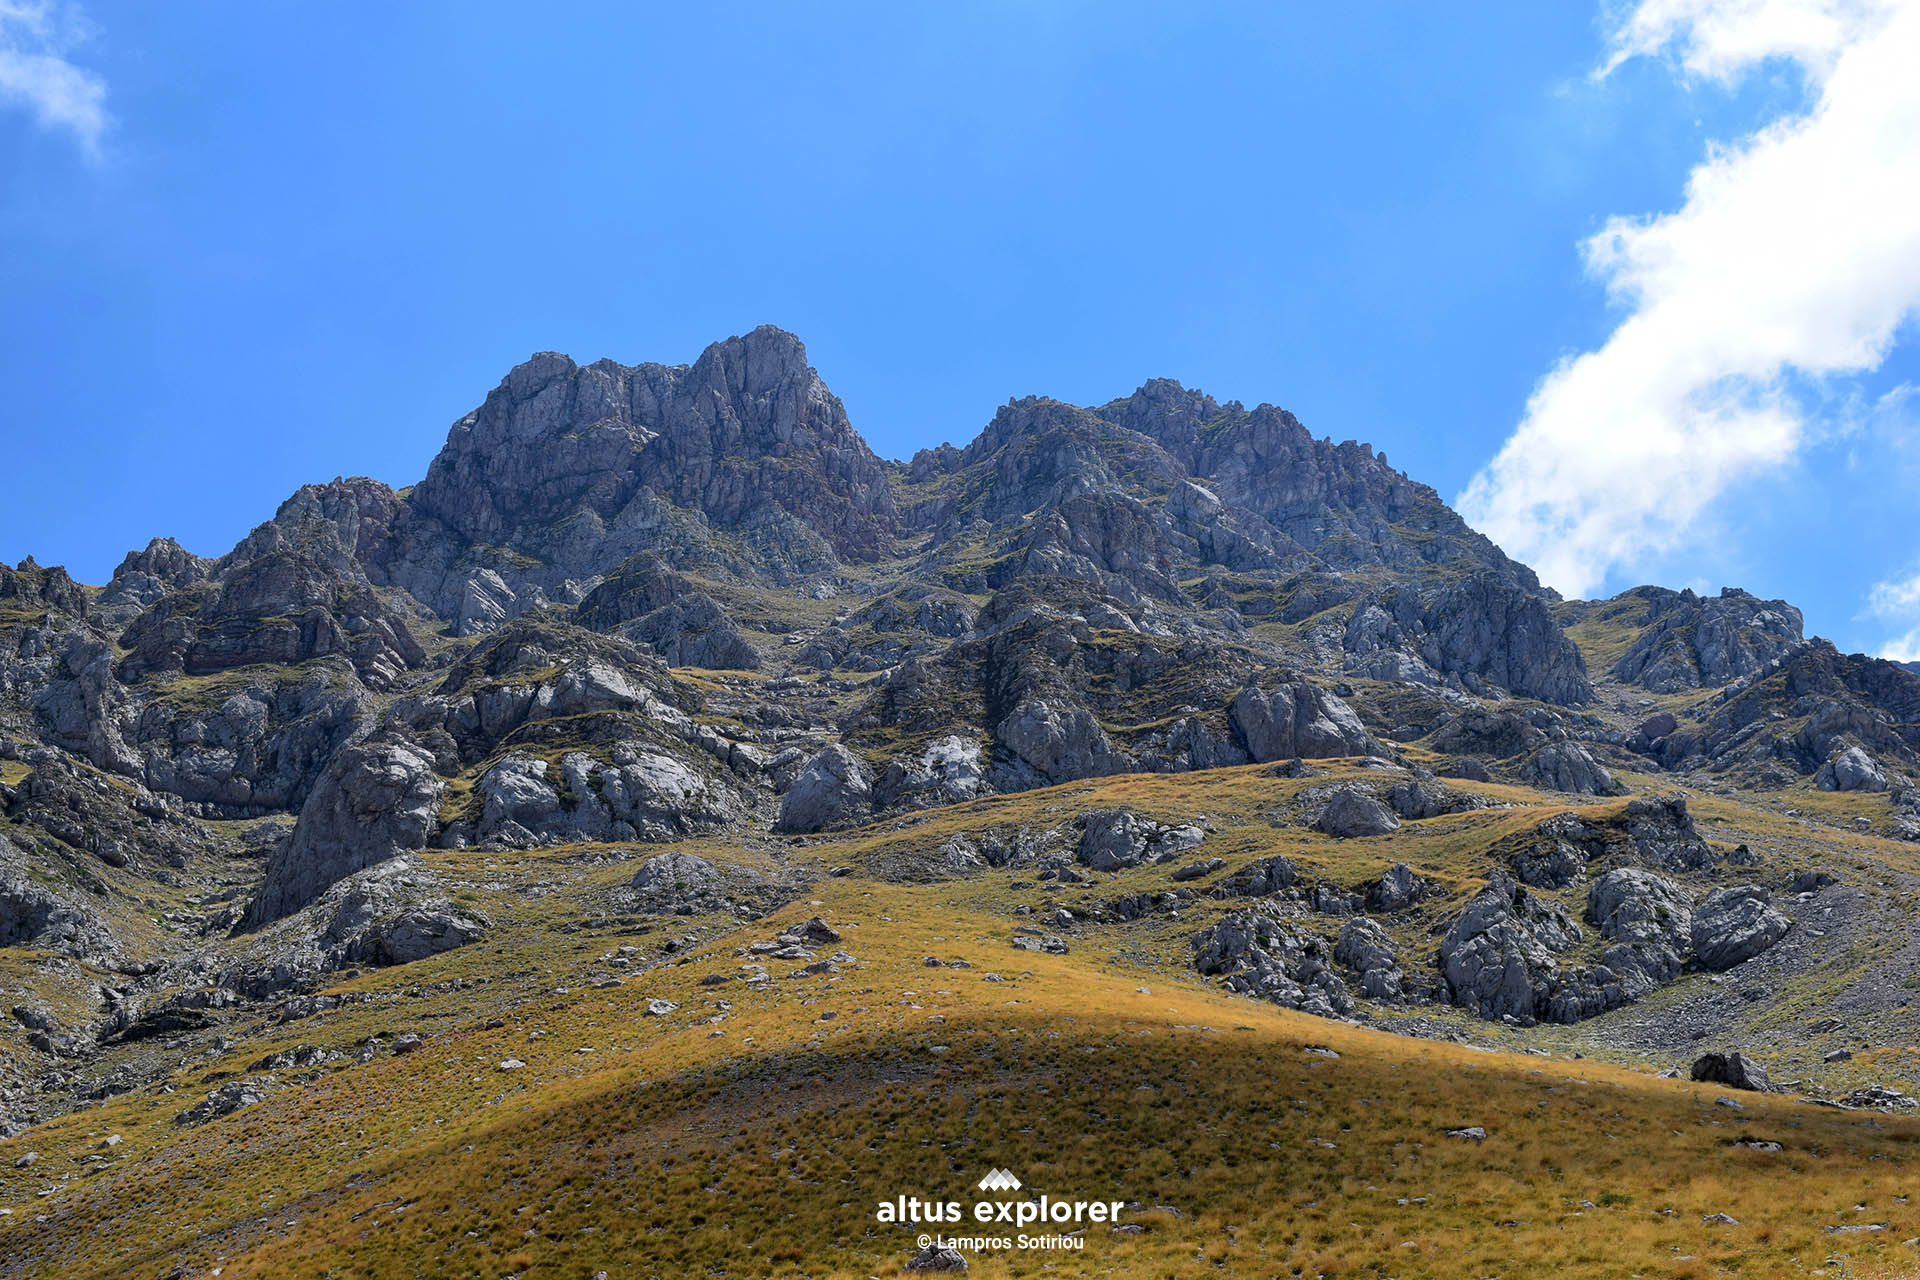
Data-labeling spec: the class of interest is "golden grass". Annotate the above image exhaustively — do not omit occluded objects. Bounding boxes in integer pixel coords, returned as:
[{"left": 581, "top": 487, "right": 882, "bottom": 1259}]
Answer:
[
  {"left": 5, "top": 762, "right": 1919, "bottom": 1278},
  {"left": 4, "top": 866, "right": 1920, "bottom": 1279}
]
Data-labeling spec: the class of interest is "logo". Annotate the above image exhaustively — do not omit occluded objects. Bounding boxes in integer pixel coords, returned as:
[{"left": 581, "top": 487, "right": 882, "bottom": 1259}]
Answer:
[{"left": 872, "top": 1165, "right": 1125, "bottom": 1257}]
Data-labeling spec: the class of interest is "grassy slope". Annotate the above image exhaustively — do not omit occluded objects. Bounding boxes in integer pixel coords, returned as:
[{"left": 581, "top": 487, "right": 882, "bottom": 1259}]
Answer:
[{"left": 5, "top": 764, "right": 1920, "bottom": 1278}]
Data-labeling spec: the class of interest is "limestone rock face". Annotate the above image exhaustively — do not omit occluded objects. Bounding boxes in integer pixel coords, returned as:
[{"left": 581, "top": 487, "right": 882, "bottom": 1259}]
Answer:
[
  {"left": 247, "top": 737, "right": 444, "bottom": 924},
  {"left": 1334, "top": 917, "right": 1404, "bottom": 1000},
  {"left": 574, "top": 554, "right": 760, "bottom": 669},
  {"left": 1366, "top": 862, "right": 1433, "bottom": 913},
  {"left": 1587, "top": 868, "right": 1692, "bottom": 949},
  {"left": 467, "top": 746, "right": 740, "bottom": 847},
  {"left": 1342, "top": 574, "right": 1591, "bottom": 706},
  {"left": 118, "top": 546, "right": 424, "bottom": 691},
  {"left": 993, "top": 698, "right": 1127, "bottom": 786},
  {"left": 0, "top": 558, "right": 90, "bottom": 618},
  {"left": 1693, "top": 641, "right": 1920, "bottom": 782},
  {"left": 1609, "top": 587, "right": 1803, "bottom": 692},
  {"left": 223, "top": 859, "right": 486, "bottom": 996},
  {"left": 622, "top": 594, "right": 761, "bottom": 670},
  {"left": 875, "top": 735, "right": 985, "bottom": 814},
  {"left": 1521, "top": 742, "right": 1616, "bottom": 796},
  {"left": 0, "top": 829, "right": 116, "bottom": 960}
]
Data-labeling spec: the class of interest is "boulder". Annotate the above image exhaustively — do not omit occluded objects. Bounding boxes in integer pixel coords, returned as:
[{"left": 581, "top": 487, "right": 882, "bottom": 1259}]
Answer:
[
  {"left": 1313, "top": 787, "right": 1400, "bottom": 838},
  {"left": 1218, "top": 854, "right": 1300, "bottom": 897},
  {"left": 1386, "top": 779, "right": 1477, "bottom": 820},
  {"left": 1170, "top": 857, "right": 1225, "bottom": 882},
  {"left": 1691, "top": 1051, "right": 1771, "bottom": 1092},
  {"left": 1691, "top": 886, "right": 1790, "bottom": 971},
  {"left": 1365, "top": 863, "right": 1432, "bottom": 913},
  {"left": 1816, "top": 745, "right": 1889, "bottom": 793},
  {"left": 776, "top": 744, "right": 874, "bottom": 833},
  {"left": 1521, "top": 742, "right": 1616, "bottom": 796},
  {"left": 904, "top": 1244, "right": 970, "bottom": 1273}
]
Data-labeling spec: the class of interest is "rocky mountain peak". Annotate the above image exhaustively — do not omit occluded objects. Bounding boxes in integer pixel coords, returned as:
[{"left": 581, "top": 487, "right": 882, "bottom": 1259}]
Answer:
[{"left": 406, "top": 326, "right": 896, "bottom": 571}]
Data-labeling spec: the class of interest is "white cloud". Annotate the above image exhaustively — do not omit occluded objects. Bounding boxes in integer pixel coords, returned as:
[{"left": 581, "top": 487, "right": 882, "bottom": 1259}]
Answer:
[
  {"left": 1867, "top": 562, "right": 1920, "bottom": 660},
  {"left": 1869, "top": 566, "right": 1920, "bottom": 617},
  {"left": 1459, "top": 0, "right": 1920, "bottom": 599},
  {"left": 0, "top": 1, "right": 107, "bottom": 156}
]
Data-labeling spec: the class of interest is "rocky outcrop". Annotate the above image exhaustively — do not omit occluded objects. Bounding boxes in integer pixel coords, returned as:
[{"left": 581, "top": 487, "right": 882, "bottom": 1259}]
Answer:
[
  {"left": 408, "top": 327, "right": 899, "bottom": 588},
  {"left": 224, "top": 859, "right": 486, "bottom": 996},
  {"left": 1586, "top": 868, "right": 1690, "bottom": 995},
  {"left": 1334, "top": 917, "right": 1404, "bottom": 999},
  {"left": 1192, "top": 907, "right": 1352, "bottom": 1016},
  {"left": 1075, "top": 808, "right": 1205, "bottom": 871},
  {"left": 993, "top": 698, "right": 1127, "bottom": 786},
  {"left": 96, "top": 538, "right": 211, "bottom": 626},
  {"left": 0, "top": 830, "right": 115, "bottom": 960},
  {"left": 574, "top": 554, "right": 758, "bottom": 669},
  {"left": 1587, "top": 868, "right": 1691, "bottom": 948},
  {"left": 1096, "top": 379, "right": 1540, "bottom": 585},
  {"left": 1342, "top": 574, "right": 1591, "bottom": 706},
  {"left": 247, "top": 736, "right": 444, "bottom": 924},
  {"left": 1228, "top": 681, "right": 1377, "bottom": 761},
  {"left": 620, "top": 594, "right": 760, "bottom": 670},
  {"left": 1437, "top": 872, "right": 1660, "bottom": 1025},
  {"left": 776, "top": 745, "right": 874, "bottom": 834},
  {"left": 629, "top": 850, "right": 789, "bottom": 918},
  {"left": 1692, "top": 641, "right": 1920, "bottom": 782},
  {"left": 1366, "top": 862, "right": 1433, "bottom": 913},
  {"left": 0, "top": 558, "right": 90, "bottom": 618},
  {"left": 1520, "top": 742, "right": 1616, "bottom": 795},
  {"left": 1218, "top": 854, "right": 1300, "bottom": 898},
  {"left": 874, "top": 735, "right": 985, "bottom": 814},
  {"left": 1428, "top": 709, "right": 1548, "bottom": 761},
  {"left": 119, "top": 546, "right": 424, "bottom": 692},
  {"left": 466, "top": 745, "right": 742, "bottom": 847},
  {"left": 1621, "top": 795, "right": 1715, "bottom": 871},
  {"left": 1608, "top": 587, "right": 1803, "bottom": 692}
]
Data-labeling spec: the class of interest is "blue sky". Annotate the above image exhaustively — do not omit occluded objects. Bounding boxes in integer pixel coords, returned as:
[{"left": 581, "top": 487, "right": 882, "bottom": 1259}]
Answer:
[{"left": 3, "top": 2, "right": 1917, "bottom": 656}]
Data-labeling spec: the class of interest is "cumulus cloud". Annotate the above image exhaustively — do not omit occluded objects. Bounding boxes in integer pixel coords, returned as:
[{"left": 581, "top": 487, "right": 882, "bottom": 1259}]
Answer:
[
  {"left": 1459, "top": 0, "right": 1920, "bottom": 599},
  {"left": 1867, "top": 564, "right": 1920, "bottom": 661},
  {"left": 0, "top": 0, "right": 108, "bottom": 155}
]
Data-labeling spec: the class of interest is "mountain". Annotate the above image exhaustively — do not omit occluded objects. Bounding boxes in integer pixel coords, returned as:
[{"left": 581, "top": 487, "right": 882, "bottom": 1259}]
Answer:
[{"left": 4, "top": 328, "right": 1920, "bottom": 1276}]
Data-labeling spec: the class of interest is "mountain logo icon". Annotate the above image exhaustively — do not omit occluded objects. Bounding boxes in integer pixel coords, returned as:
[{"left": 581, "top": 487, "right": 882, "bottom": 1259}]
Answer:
[{"left": 977, "top": 1168, "right": 1023, "bottom": 1192}]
